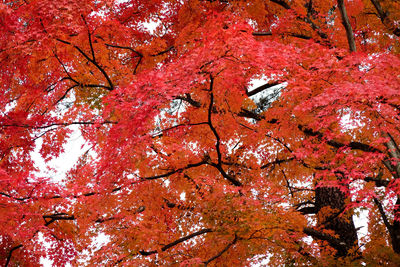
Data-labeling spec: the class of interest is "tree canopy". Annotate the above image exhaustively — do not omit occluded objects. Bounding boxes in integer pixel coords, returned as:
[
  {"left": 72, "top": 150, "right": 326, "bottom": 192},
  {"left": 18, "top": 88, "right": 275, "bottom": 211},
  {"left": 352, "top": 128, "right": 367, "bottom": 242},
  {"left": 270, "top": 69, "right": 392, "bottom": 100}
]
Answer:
[{"left": 1, "top": 0, "right": 400, "bottom": 266}]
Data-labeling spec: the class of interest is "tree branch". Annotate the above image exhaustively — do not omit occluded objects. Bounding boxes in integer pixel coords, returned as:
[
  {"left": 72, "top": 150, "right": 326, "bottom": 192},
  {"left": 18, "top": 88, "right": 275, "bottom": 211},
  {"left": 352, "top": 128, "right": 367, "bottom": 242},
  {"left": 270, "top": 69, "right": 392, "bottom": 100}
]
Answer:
[
  {"left": 303, "top": 227, "right": 346, "bottom": 250},
  {"left": 373, "top": 197, "right": 394, "bottom": 239},
  {"left": 43, "top": 213, "right": 75, "bottom": 226},
  {"left": 252, "top": 31, "right": 311, "bottom": 40},
  {"left": 298, "top": 125, "right": 382, "bottom": 153},
  {"left": 261, "top": 157, "right": 294, "bottom": 169},
  {"left": 152, "top": 122, "right": 208, "bottom": 138},
  {"left": 237, "top": 108, "right": 264, "bottom": 121},
  {"left": 142, "top": 160, "right": 208, "bottom": 181},
  {"left": 139, "top": 228, "right": 213, "bottom": 256},
  {"left": 364, "top": 172, "right": 389, "bottom": 187},
  {"left": 337, "top": 0, "right": 357, "bottom": 52},
  {"left": 105, "top": 43, "right": 143, "bottom": 74},
  {"left": 206, "top": 75, "right": 242, "bottom": 187},
  {"left": 176, "top": 93, "right": 201, "bottom": 108},
  {"left": 56, "top": 38, "right": 114, "bottom": 90},
  {"left": 246, "top": 81, "right": 282, "bottom": 97},
  {"left": 81, "top": 15, "right": 96, "bottom": 62},
  {"left": 270, "top": 0, "right": 290, "bottom": 9},
  {"left": 0, "top": 120, "right": 117, "bottom": 130},
  {"left": 5, "top": 245, "right": 23, "bottom": 267},
  {"left": 370, "top": 0, "right": 400, "bottom": 36},
  {"left": 203, "top": 235, "right": 237, "bottom": 266},
  {"left": 151, "top": 45, "right": 175, "bottom": 56}
]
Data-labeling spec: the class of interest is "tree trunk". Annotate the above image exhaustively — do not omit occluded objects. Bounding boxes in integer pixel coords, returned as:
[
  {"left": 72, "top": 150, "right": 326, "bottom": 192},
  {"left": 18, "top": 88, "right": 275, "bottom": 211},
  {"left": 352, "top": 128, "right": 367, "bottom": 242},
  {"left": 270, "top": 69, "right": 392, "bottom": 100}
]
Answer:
[
  {"left": 391, "top": 197, "right": 400, "bottom": 253},
  {"left": 315, "top": 186, "right": 358, "bottom": 257}
]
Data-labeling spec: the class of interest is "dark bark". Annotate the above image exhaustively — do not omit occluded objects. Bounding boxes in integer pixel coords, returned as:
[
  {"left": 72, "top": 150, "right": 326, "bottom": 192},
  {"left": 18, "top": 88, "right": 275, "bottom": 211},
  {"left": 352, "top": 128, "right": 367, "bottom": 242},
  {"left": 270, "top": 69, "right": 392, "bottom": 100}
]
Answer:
[
  {"left": 392, "top": 197, "right": 400, "bottom": 253},
  {"left": 370, "top": 0, "right": 400, "bottom": 37},
  {"left": 246, "top": 82, "right": 281, "bottom": 97},
  {"left": 314, "top": 186, "right": 358, "bottom": 257},
  {"left": 5, "top": 245, "right": 22, "bottom": 267},
  {"left": 337, "top": 0, "right": 356, "bottom": 52},
  {"left": 381, "top": 133, "right": 400, "bottom": 253}
]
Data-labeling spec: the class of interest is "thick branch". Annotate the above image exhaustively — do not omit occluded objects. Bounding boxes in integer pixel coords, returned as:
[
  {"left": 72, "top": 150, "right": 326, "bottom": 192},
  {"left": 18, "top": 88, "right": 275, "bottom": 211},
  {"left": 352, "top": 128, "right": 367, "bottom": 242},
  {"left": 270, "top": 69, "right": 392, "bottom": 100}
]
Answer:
[
  {"left": 55, "top": 84, "right": 79, "bottom": 105},
  {"left": 337, "top": 0, "right": 357, "bottom": 52},
  {"left": 370, "top": 0, "right": 400, "bottom": 36},
  {"left": 237, "top": 108, "right": 264, "bottom": 121},
  {"left": 246, "top": 82, "right": 282, "bottom": 97},
  {"left": 252, "top": 31, "right": 272, "bottom": 36},
  {"left": 81, "top": 15, "right": 96, "bottom": 62},
  {"left": 53, "top": 52, "right": 79, "bottom": 85},
  {"left": 209, "top": 162, "right": 243, "bottom": 187},
  {"left": 295, "top": 200, "right": 316, "bottom": 214},
  {"left": 384, "top": 133, "right": 400, "bottom": 178},
  {"left": 364, "top": 175, "right": 389, "bottom": 187},
  {"left": 270, "top": 0, "right": 290, "bottom": 9},
  {"left": 43, "top": 213, "right": 75, "bottom": 226},
  {"left": 303, "top": 227, "right": 346, "bottom": 250},
  {"left": 5, "top": 245, "right": 23, "bottom": 267},
  {"left": 298, "top": 206, "right": 317, "bottom": 214},
  {"left": 176, "top": 94, "right": 201, "bottom": 108},
  {"left": 298, "top": 125, "right": 382, "bottom": 153}
]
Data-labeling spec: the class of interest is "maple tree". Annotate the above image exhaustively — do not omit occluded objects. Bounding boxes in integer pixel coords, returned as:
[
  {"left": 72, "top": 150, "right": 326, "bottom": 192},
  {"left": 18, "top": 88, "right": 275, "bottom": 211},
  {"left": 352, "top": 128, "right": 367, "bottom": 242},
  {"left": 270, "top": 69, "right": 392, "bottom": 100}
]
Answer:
[{"left": 1, "top": 0, "right": 400, "bottom": 265}]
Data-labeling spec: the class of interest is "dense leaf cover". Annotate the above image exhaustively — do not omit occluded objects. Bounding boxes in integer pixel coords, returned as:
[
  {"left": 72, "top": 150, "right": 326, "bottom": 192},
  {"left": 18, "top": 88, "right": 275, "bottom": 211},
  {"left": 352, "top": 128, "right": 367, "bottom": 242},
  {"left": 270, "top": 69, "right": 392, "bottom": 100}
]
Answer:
[{"left": 1, "top": 0, "right": 400, "bottom": 265}]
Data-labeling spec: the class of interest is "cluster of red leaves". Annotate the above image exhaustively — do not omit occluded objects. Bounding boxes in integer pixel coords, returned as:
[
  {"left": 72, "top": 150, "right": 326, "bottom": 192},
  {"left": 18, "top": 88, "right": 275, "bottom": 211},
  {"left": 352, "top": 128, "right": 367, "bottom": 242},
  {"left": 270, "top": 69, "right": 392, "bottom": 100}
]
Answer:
[{"left": 1, "top": 0, "right": 400, "bottom": 266}]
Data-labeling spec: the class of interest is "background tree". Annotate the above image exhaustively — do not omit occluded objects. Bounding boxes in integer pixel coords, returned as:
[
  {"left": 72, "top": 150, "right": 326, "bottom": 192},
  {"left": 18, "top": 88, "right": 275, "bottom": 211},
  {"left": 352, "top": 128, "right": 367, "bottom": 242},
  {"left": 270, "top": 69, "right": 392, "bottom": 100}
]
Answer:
[{"left": 1, "top": 0, "right": 400, "bottom": 266}]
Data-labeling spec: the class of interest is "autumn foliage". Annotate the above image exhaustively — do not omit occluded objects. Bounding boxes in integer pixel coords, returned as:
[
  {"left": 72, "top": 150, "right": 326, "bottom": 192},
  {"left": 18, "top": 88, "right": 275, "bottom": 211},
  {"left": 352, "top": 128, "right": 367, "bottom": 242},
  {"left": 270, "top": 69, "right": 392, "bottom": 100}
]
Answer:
[{"left": 1, "top": 0, "right": 400, "bottom": 266}]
